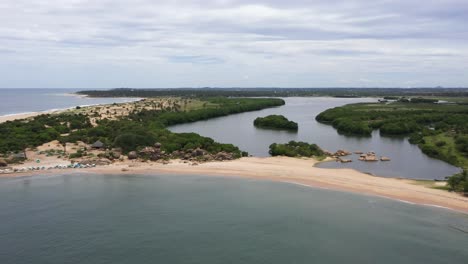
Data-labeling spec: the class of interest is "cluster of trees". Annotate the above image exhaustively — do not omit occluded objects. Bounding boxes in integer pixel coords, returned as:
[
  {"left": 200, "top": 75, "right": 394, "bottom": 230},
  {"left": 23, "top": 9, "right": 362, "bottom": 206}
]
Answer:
[
  {"left": 455, "top": 135, "right": 468, "bottom": 155},
  {"left": 0, "top": 98, "right": 284, "bottom": 159},
  {"left": 134, "top": 98, "right": 286, "bottom": 127},
  {"left": 407, "top": 98, "right": 439, "bottom": 103},
  {"left": 316, "top": 102, "right": 468, "bottom": 168},
  {"left": 447, "top": 169, "right": 468, "bottom": 194},
  {"left": 316, "top": 103, "right": 467, "bottom": 137},
  {"left": 253, "top": 115, "right": 298, "bottom": 130},
  {"left": 332, "top": 119, "right": 372, "bottom": 136},
  {"left": 0, "top": 113, "right": 91, "bottom": 153},
  {"left": 269, "top": 141, "right": 324, "bottom": 158}
]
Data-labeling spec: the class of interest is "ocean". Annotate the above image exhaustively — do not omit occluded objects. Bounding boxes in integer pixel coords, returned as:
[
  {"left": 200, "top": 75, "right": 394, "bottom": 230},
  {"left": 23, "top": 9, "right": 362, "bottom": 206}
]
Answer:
[
  {"left": 0, "top": 88, "right": 137, "bottom": 116},
  {"left": 0, "top": 174, "right": 467, "bottom": 264}
]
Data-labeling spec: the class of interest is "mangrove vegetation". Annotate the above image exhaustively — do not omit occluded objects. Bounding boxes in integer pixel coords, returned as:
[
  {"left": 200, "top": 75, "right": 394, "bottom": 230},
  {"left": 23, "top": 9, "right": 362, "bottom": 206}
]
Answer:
[
  {"left": 269, "top": 141, "right": 325, "bottom": 158},
  {"left": 316, "top": 102, "right": 468, "bottom": 169},
  {"left": 254, "top": 115, "right": 298, "bottom": 131}
]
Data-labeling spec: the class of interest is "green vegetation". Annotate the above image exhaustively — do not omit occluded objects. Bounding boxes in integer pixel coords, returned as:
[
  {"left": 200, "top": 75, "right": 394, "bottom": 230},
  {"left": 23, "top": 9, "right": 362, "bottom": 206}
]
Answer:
[
  {"left": 447, "top": 170, "right": 468, "bottom": 195},
  {"left": 269, "top": 141, "right": 325, "bottom": 158},
  {"left": 407, "top": 97, "right": 439, "bottom": 103},
  {"left": 77, "top": 87, "right": 468, "bottom": 100},
  {"left": 0, "top": 113, "right": 91, "bottom": 153},
  {"left": 254, "top": 115, "right": 298, "bottom": 130},
  {"left": 316, "top": 102, "right": 468, "bottom": 168},
  {"left": 0, "top": 98, "right": 284, "bottom": 159}
]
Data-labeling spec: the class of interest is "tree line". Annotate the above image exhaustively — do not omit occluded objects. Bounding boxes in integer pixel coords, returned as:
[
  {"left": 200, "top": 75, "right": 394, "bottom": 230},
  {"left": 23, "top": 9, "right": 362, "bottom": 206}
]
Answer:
[
  {"left": 0, "top": 98, "right": 285, "bottom": 158},
  {"left": 77, "top": 88, "right": 468, "bottom": 98},
  {"left": 316, "top": 102, "right": 468, "bottom": 169}
]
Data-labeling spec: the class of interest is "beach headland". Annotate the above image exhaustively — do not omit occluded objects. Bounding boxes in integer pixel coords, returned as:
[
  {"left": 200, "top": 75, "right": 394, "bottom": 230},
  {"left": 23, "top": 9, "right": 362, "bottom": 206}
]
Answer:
[{"left": 3, "top": 156, "right": 468, "bottom": 214}]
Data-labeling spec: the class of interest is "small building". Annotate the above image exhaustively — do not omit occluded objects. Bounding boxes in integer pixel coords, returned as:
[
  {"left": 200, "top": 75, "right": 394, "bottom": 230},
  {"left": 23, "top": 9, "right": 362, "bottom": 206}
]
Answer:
[{"left": 92, "top": 140, "right": 105, "bottom": 149}]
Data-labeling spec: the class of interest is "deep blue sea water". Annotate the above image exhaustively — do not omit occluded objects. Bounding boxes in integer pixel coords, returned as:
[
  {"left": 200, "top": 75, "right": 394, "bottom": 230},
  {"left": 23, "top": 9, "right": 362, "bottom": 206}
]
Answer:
[
  {"left": 0, "top": 88, "right": 137, "bottom": 116},
  {"left": 0, "top": 174, "right": 467, "bottom": 264}
]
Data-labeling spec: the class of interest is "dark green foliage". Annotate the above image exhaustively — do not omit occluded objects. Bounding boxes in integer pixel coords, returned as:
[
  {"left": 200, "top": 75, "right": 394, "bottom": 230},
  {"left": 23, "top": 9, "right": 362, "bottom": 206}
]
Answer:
[
  {"left": 455, "top": 135, "right": 468, "bottom": 155},
  {"left": 447, "top": 170, "right": 468, "bottom": 194},
  {"left": 269, "top": 141, "right": 324, "bottom": 158},
  {"left": 379, "top": 121, "right": 419, "bottom": 135},
  {"left": 409, "top": 98, "right": 438, "bottom": 103},
  {"left": 316, "top": 102, "right": 468, "bottom": 168},
  {"left": 0, "top": 114, "right": 92, "bottom": 153},
  {"left": 332, "top": 119, "right": 372, "bottom": 136},
  {"left": 420, "top": 145, "right": 440, "bottom": 157},
  {"left": 0, "top": 98, "right": 282, "bottom": 158},
  {"left": 316, "top": 107, "right": 373, "bottom": 136},
  {"left": 254, "top": 115, "right": 298, "bottom": 130},
  {"left": 128, "top": 98, "right": 285, "bottom": 127},
  {"left": 408, "top": 133, "right": 424, "bottom": 144},
  {"left": 114, "top": 133, "right": 155, "bottom": 153}
]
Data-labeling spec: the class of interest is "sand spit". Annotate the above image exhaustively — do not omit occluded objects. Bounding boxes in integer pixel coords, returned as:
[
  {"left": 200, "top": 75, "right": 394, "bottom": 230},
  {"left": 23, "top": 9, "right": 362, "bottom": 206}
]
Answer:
[{"left": 3, "top": 157, "right": 467, "bottom": 214}]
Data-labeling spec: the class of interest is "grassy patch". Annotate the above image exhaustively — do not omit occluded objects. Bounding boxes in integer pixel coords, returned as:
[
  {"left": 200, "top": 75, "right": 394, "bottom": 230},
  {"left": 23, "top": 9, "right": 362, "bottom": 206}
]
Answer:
[
  {"left": 420, "top": 133, "right": 468, "bottom": 168},
  {"left": 411, "top": 179, "right": 450, "bottom": 190}
]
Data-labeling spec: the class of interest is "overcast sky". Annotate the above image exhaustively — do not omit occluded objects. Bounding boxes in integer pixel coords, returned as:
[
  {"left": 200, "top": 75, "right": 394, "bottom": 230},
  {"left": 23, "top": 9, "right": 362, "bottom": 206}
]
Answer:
[{"left": 1, "top": 0, "right": 467, "bottom": 88}]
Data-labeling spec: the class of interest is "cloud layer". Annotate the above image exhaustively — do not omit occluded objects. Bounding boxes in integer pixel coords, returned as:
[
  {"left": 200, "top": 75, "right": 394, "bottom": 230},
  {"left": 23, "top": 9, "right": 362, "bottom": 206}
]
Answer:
[{"left": 1, "top": 0, "right": 467, "bottom": 88}]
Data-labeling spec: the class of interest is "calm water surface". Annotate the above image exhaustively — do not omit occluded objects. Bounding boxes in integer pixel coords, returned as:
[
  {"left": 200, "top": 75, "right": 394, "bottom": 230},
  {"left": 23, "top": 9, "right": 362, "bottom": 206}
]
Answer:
[
  {"left": 0, "top": 174, "right": 467, "bottom": 264},
  {"left": 170, "top": 97, "right": 460, "bottom": 180},
  {"left": 0, "top": 88, "right": 137, "bottom": 116}
]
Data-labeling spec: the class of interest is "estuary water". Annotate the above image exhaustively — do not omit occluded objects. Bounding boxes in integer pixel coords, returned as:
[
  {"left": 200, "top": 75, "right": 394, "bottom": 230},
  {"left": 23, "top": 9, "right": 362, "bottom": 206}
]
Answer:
[
  {"left": 0, "top": 174, "right": 467, "bottom": 264},
  {"left": 169, "top": 97, "right": 461, "bottom": 180},
  {"left": 0, "top": 88, "right": 137, "bottom": 116}
]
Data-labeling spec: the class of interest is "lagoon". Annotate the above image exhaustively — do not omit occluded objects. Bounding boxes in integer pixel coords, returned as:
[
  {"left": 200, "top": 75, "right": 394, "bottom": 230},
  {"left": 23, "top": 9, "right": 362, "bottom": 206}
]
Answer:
[{"left": 170, "top": 97, "right": 460, "bottom": 180}]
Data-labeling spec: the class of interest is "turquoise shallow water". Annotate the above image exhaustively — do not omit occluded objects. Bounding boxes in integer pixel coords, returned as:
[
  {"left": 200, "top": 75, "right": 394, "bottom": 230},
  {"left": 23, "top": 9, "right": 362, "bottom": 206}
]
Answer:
[{"left": 0, "top": 174, "right": 467, "bottom": 264}]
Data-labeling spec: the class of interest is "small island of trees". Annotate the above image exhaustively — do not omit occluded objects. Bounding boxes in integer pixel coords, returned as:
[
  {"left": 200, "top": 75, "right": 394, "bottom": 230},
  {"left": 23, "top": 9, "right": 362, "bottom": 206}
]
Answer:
[
  {"left": 254, "top": 115, "right": 298, "bottom": 130},
  {"left": 269, "top": 141, "right": 324, "bottom": 158}
]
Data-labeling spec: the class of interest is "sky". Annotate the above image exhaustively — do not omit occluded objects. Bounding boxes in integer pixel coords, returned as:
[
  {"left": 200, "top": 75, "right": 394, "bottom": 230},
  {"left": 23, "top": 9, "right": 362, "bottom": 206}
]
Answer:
[{"left": 1, "top": 0, "right": 467, "bottom": 88}]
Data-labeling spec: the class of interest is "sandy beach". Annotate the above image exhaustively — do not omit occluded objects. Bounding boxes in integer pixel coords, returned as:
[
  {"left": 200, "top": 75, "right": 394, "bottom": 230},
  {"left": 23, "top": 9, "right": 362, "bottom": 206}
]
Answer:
[
  {"left": 1, "top": 97, "right": 466, "bottom": 214},
  {"left": 0, "top": 110, "right": 64, "bottom": 123},
  {"left": 4, "top": 156, "right": 468, "bottom": 213}
]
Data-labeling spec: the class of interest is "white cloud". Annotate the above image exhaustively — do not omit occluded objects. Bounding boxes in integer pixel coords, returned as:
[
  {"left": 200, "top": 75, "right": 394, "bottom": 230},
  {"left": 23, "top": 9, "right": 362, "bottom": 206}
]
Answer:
[{"left": 0, "top": 0, "right": 467, "bottom": 87}]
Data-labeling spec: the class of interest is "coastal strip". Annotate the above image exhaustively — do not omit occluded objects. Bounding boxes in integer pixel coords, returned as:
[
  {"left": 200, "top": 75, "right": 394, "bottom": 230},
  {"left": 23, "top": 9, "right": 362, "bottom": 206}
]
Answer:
[
  {"left": 0, "top": 109, "right": 66, "bottom": 123},
  {"left": 3, "top": 156, "right": 468, "bottom": 214}
]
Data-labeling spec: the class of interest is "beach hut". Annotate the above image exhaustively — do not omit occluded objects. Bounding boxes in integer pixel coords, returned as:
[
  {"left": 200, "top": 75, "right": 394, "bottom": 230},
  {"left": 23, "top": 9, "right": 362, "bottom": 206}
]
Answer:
[{"left": 92, "top": 140, "right": 105, "bottom": 149}]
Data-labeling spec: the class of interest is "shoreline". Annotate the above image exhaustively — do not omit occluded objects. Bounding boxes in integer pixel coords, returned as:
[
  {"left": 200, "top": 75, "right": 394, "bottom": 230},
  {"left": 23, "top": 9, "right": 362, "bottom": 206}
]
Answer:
[
  {"left": 3, "top": 156, "right": 467, "bottom": 214},
  {"left": 0, "top": 109, "right": 67, "bottom": 123},
  {"left": 0, "top": 94, "right": 141, "bottom": 123}
]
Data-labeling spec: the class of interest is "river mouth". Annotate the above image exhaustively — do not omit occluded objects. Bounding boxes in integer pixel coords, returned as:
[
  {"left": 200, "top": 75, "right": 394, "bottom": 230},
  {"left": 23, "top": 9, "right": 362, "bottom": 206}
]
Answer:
[
  {"left": 169, "top": 97, "right": 460, "bottom": 180},
  {"left": 1, "top": 173, "right": 467, "bottom": 264}
]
